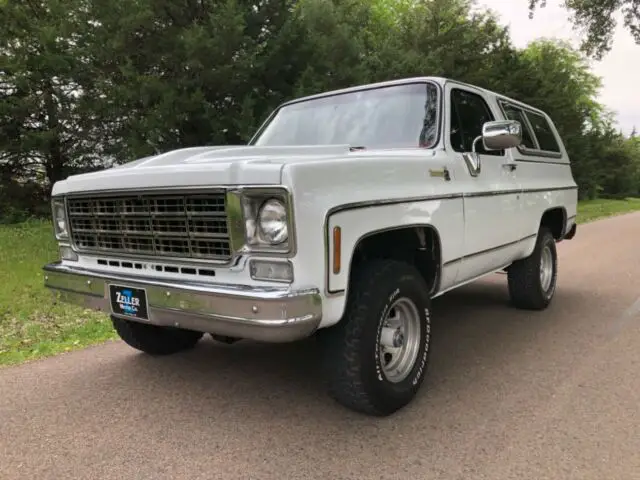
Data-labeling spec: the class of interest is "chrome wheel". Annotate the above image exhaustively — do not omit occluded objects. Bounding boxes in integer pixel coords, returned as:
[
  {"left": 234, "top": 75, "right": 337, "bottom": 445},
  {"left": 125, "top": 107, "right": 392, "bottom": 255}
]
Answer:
[
  {"left": 540, "top": 244, "right": 554, "bottom": 292},
  {"left": 379, "top": 297, "right": 421, "bottom": 383}
]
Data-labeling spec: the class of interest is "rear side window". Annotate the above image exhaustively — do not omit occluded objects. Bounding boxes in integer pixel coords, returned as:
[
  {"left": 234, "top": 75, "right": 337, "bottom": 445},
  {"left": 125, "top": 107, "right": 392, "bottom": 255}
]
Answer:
[
  {"left": 525, "top": 111, "right": 561, "bottom": 152},
  {"left": 500, "top": 103, "right": 536, "bottom": 149}
]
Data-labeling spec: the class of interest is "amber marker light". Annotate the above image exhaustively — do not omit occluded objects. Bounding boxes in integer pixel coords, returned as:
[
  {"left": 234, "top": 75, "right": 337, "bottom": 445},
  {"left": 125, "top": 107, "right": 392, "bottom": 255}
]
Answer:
[{"left": 333, "top": 226, "right": 341, "bottom": 274}]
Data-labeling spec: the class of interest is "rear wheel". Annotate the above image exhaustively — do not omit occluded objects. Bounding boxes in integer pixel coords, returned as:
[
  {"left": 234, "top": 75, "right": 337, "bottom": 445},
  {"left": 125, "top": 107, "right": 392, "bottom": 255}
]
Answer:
[
  {"left": 323, "top": 259, "right": 432, "bottom": 416},
  {"left": 507, "top": 226, "right": 558, "bottom": 310},
  {"left": 112, "top": 316, "right": 204, "bottom": 355}
]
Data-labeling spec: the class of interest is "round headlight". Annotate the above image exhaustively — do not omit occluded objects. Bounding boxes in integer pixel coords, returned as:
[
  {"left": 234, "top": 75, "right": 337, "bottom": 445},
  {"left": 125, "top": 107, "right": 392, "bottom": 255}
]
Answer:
[{"left": 258, "top": 199, "right": 288, "bottom": 244}]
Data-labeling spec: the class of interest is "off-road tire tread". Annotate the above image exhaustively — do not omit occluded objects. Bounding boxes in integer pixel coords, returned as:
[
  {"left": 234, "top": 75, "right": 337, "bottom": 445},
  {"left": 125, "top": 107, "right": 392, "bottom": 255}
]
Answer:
[
  {"left": 112, "top": 316, "right": 203, "bottom": 355},
  {"left": 323, "top": 259, "right": 430, "bottom": 416},
  {"left": 507, "top": 227, "right": 557, "bottom": 310}
]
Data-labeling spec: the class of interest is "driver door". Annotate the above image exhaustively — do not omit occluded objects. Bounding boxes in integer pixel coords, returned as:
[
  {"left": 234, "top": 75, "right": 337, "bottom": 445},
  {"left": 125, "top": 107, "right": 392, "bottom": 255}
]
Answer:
[{"left": 445, "top": 83, "right": 523, "bottom": 283}]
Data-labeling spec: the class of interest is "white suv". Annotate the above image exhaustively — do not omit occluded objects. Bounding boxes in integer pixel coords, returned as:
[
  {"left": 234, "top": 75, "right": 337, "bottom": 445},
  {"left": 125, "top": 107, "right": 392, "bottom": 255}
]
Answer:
[{"left": 44, "top": 77, "right": 578, "bottom": 416}]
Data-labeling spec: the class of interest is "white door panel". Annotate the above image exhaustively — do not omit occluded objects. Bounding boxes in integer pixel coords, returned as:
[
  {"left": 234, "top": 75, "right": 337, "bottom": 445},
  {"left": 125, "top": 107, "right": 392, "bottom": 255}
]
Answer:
[{"left": 444, "top": 82, "right": 524, "bottom": 282}]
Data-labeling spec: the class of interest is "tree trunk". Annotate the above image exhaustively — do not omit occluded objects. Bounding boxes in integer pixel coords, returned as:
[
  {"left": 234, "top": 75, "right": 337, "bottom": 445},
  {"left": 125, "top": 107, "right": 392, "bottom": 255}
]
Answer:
[{"left": 43, "top": 80, "right": 65, "bottom": 195}]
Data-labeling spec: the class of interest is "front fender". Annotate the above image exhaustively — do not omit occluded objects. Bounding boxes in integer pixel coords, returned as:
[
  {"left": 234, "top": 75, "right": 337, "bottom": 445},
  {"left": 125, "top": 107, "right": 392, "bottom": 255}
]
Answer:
[{"left": 324, "top": 197, "right": 464, "bottom": 315}]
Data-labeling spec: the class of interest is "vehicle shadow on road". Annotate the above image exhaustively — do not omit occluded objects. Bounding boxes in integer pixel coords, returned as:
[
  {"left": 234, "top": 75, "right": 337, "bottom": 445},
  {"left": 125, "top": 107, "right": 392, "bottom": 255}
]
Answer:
[
  {"left": 77, "top": 275, "right": 587, "bottom": 424},
  {"left": 0, "top": 272, "right": 617, "bottom": 480}
]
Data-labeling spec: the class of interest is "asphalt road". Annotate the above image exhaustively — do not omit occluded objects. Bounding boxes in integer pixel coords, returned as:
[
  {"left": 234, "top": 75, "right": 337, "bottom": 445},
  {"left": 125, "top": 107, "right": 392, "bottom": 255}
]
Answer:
[{"left": 2, "top": 212, "right": 640, "bottom": 480}]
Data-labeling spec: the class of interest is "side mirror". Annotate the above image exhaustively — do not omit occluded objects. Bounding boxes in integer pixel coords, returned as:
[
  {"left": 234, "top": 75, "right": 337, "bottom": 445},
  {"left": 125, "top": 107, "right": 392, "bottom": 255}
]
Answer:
[
  {"left": 462, "top": 120, "right": 522, "bottom": 177},
  {"left": 481, "top": 120, "right": 522, "bottom": 150}
]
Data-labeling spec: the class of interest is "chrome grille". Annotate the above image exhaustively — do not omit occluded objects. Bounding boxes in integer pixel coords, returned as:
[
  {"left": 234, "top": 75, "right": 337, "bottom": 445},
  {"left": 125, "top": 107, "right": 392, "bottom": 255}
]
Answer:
[{"left": 67, "top": 192, "right": 231, "bottom": 261}]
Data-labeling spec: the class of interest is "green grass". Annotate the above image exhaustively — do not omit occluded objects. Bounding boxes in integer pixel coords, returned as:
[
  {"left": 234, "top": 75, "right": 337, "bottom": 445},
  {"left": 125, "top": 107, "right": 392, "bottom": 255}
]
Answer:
[
  {"left": 0, "top": 221, "right": 115, "bottom": 367},
  {"left": 576, "top": 197, "right": 640, "bottom": 224},
  {"left": 1, "top": 197, "right": 640, "bottom": 367}
]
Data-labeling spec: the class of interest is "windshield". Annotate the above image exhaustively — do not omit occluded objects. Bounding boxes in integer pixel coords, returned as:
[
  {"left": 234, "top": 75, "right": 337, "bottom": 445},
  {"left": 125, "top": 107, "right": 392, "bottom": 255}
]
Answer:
[{"left": 252, "top": 82, "right": 439, "bottom": 149}]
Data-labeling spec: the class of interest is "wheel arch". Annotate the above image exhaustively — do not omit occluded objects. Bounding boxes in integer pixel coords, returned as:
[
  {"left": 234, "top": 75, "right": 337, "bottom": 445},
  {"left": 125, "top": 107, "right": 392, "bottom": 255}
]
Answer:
[
  {"left": 539, "top": 206, "right": 568, "bottom": 240},
  {"left": 337, "top": 223, "right": 444, "bottom": 300}
]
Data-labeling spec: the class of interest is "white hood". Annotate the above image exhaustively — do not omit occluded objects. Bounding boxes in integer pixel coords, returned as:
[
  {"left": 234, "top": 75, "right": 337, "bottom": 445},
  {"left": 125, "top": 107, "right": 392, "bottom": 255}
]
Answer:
[{"left": 52, "top": 144, "right": 352, "bottom": 196}]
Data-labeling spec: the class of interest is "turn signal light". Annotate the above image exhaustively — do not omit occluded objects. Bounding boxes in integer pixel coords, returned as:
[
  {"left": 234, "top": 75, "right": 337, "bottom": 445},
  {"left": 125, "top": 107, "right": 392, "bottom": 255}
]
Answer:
[{"left": 333, "top": 226, "right": 341, "bottom": 274}]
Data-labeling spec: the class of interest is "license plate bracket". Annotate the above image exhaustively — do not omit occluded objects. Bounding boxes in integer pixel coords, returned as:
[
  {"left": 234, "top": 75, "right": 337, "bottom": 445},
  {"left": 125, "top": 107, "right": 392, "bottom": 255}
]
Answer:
[{"left": 109, "top": 284, "right": 149, "bottom": 321}]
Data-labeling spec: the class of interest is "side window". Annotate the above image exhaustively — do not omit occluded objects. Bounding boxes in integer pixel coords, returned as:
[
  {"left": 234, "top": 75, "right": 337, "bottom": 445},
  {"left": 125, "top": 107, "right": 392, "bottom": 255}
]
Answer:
[
  {"left": 500, "top": 103, "right": 536, "bottom": 149},
  {"left": 418, "top": 82, "right": 439, "bottom": 148},
  {"left": 450, "top": 88, "right": 502, "bottom": 156},
  {"left": 525, "top": 111, "right": 561, "bottom": 152}
]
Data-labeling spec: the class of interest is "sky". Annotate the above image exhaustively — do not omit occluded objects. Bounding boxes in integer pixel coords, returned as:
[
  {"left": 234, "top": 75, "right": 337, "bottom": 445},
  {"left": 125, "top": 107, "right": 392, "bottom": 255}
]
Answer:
[{"left": 477, "top": 0, "right": 640, "bottom": 135}]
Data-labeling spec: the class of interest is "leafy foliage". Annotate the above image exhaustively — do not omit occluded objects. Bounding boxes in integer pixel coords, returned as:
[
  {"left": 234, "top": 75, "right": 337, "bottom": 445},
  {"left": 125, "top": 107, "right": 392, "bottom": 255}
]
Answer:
[
  {"left": 1, "top": 0, "right": 639, "bottom": 220},
  {"left": 528, "top": 0, "right": 640, "bottom": 60},
  {"left": 0, "top": 0, "right": 111, "bottom": 187}
]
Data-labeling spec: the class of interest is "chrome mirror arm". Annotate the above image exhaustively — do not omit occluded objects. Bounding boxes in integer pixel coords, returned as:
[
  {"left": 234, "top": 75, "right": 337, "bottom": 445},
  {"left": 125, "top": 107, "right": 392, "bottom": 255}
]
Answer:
[
  {"left": 471, "top": 135, "right": 482, "bottom": 154},
  {"left": 462, "top": 135, "right": 483, "bottom": 177}
]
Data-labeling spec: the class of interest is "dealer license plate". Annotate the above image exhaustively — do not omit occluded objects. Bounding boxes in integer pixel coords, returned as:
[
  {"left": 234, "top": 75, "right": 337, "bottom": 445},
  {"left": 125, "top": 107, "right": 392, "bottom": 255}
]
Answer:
[{"left": 109, "top": 284, "right": 149, "bottom": 321}]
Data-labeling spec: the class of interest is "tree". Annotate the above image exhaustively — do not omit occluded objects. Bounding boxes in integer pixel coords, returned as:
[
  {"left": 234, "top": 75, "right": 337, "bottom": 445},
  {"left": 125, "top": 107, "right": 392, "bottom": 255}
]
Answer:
[
  {"left": 84, "top": 0, "right": 268, "bottom": 160},
  {"left": 1, "top": 0, "right": 637, "bottom": 220},
  {"left": 499, "top": 39, "right": 635, "bottom": 198},
  {"left": 527, "top": 0, "right": 640, "bottom": 59},
  {"left": 0, "top": 0, "right": 110, "bottom": 193}
]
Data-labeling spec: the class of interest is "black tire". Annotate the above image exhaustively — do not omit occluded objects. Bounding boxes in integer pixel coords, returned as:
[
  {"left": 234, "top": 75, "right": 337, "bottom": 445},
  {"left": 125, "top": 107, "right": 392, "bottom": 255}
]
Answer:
[
  {"left": 322, "top": 259, "right": 432, "bottom": 416},
  {"left": 507, "top": 226, "right": 558, "bottom": 310},
  {"left": 111, "top": 316, "right": 204, "bottom": 355}
]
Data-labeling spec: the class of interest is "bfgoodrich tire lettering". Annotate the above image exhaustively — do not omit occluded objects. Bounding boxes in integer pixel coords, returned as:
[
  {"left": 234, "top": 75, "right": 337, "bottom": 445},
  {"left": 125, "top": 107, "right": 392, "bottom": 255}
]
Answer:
[
  {"left": 507, "top": 226, "right": 558, "bottom": 310},
  {"left": 323, "top": 260, "right": 432, "bottom": 416}
]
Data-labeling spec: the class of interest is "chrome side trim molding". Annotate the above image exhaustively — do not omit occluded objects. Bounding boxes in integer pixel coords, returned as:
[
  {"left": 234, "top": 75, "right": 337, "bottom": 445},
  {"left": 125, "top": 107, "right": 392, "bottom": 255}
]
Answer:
[
  {"left": 513, "top": 157, "right": 569, "bottom": 165},
  {"left": 326, "top": 193, "right": 463, "bottom": 217},
  {"left": 324, "top": 186, "right": 577, "bottom": 217},
  {"left": 442, "top": 233, "right": 537, "bottom": 267},
  {"left": 323, "top": 186, "right": 577, "bottom": 297},
  {"left": 465, "top": 186, "right": 577, "bottom": 198},
  {"left": 432, "top": 261, "right": 515, "bottom": 298}
]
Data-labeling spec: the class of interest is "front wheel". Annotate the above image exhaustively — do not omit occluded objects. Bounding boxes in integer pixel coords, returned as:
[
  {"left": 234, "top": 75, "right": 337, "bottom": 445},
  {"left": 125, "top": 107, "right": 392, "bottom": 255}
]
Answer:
[
  {"left": 507, "top": 226, "right": 558, "bottom": 310},
  {"left": 112, "top": 316, "right": 204, "bottom": 355},
  {"left": 323, "top": 260, "right": 432, "bottom": 416}
]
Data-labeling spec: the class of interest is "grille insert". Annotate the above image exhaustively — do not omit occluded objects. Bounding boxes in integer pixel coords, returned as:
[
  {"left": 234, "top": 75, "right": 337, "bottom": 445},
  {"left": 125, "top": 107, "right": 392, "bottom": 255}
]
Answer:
[{"left": 67, "top": 193, "right": 231, "bottom": 261}]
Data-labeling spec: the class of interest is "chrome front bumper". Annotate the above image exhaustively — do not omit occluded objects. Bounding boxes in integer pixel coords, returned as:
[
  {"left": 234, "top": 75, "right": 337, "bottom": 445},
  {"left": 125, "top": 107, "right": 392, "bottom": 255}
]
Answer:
[{"left": 42, "top": 263, "right": 323, "bottom": 343}]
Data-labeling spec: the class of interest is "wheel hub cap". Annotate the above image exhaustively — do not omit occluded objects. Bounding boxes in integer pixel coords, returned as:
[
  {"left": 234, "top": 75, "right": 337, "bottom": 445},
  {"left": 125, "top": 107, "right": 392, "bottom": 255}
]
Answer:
[
  {"left": 378, "top": 297, "right": 422, "bottom": 383},
  {"left": 393, "top": 329, "right": 404, "bottom": 348},
  {"left": 540, "top": 245, "right": 553, "bottom": 292}
]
